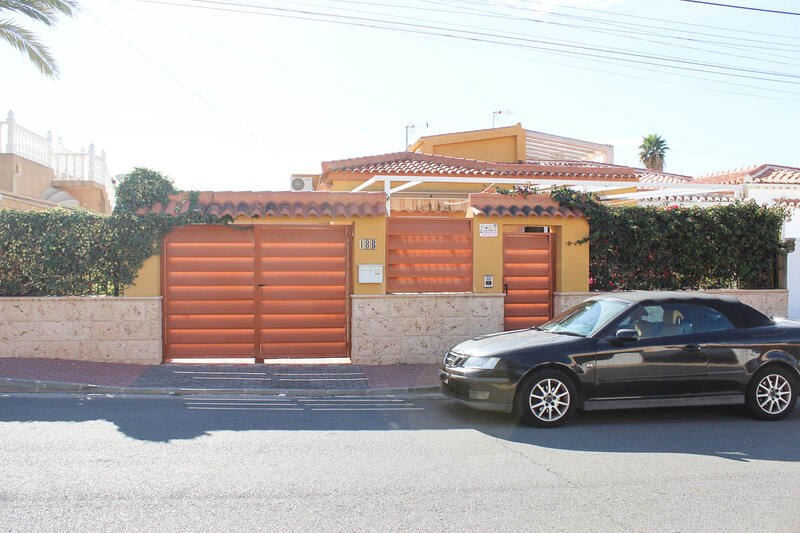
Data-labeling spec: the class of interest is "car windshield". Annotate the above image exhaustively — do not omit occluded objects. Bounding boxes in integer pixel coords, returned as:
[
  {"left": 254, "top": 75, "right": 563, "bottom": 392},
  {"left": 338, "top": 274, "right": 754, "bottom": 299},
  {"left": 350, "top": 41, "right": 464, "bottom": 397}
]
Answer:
[{"left": 540, "top": 299, "right": 629, "bottom": 337}]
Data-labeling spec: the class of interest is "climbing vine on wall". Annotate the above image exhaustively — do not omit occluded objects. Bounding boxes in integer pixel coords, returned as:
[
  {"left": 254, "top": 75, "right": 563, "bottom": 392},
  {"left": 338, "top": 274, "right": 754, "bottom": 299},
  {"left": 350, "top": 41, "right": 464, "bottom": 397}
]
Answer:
[
  {"left": 0, "top": 168, "right": 229, "bottom": 296},
  {"left": 548, "top": 187, "right": 788, "bottom": 291}
]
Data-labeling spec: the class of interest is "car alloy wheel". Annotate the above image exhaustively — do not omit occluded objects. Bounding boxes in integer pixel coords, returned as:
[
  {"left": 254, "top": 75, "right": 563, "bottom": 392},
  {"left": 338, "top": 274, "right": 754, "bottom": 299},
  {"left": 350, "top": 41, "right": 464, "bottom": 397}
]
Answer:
[
  {"left": 756, "top": 374, "right": 792, "bottom": 415},
  {"left": 747, "top": 367, "right": 797, "bottom": 421},
  {"left": 516, "top": 369, "right": 577, "bottom": 427},
  {"left": 529, "top": 378, "right": 570, "bottom": 422}
]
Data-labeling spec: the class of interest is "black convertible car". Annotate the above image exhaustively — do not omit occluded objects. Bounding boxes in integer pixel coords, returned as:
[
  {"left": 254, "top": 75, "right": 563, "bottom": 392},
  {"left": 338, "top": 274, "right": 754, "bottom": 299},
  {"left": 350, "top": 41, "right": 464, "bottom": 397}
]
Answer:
[{"left": 440, "top": 292, "right": 800, "bottom": 427}]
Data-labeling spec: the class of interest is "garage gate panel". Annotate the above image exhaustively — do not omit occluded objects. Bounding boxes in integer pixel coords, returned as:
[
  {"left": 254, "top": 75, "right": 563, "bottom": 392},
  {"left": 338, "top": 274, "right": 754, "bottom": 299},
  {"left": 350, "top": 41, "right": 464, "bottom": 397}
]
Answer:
[
  {"left": 164, "top": 226, "right": 257, "bottom": 359},
  {"left": 163, "top": 224, "right": 350, "bottom": 361},
  {"left": 387, "top": 218, "right": 472, "bottom": 293},
  {"left": 258, "top": 226, "right": 349, "bottom": 358}
]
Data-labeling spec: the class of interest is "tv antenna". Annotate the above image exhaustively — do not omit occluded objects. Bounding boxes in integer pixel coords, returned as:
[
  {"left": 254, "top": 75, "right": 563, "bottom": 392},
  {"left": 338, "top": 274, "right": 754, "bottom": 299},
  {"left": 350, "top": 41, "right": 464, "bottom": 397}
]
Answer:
[
  {"left": 492, "top": 110, "right": 512, "bottom": 128},
  {"left": 405, "top": 122, "right": 428, "bottom": 150}
]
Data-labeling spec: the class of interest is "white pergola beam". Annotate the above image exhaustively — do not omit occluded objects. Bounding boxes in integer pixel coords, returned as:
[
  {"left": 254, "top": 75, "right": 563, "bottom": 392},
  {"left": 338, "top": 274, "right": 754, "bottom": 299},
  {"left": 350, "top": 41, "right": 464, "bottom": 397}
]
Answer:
[
  {"left": 364, "top": 175, "right": 742, "bottom": 192},
  {"left": 389, "top": 180, "right": 421, "bottom": 194},
  {"left": 352, "top": 176, "right": 377, "bottom": 192}
]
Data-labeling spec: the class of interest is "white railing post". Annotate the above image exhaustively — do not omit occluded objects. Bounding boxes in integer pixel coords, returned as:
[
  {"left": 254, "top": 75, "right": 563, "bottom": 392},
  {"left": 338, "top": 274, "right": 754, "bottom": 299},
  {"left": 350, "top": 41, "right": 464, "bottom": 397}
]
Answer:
[
  {"left": 100, "top": 150, "right": 108, "bottom": 188},
  {"left": 46, "top": 131, "right": 53, "bottom": 168},
  {"left": 6, "top": 110, "right": 15, "bottom": 153},
  {"left": 88, "top": 144, "right": 95, "bottom": 182},
  {"left": 56, "top": 137, "right": 64, "bottom": 178}
]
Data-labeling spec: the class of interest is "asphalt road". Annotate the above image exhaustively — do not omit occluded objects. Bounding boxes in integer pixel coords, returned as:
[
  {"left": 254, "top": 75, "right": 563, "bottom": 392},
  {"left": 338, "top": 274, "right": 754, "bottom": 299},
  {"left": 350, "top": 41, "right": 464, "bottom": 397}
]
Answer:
[{"left": 1, "top": 393, "right": 799, "bottom": 532}]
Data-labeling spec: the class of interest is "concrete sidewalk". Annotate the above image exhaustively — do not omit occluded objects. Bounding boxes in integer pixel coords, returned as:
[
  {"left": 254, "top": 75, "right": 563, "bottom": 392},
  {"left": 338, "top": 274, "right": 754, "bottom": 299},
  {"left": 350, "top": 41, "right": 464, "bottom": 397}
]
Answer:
[{"left": 0, "top": 358, "right": 441, "bottom": 396}]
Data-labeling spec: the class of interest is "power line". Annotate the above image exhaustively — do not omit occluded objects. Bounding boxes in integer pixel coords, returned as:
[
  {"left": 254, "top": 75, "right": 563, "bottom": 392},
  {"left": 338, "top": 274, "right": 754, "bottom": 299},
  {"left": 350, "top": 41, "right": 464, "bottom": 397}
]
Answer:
[
  {"left": 120, "top": 0, "right": 799, "bottom": 101},
  {"left": 282, "top": 0, "right": 800, "bottom": 67},
  {"left": 139, "top": 0, "right": 800, "bottom": 85},
  {"left": 681, "top": 0, "right": 800, "bottom": 16},
  {"left": 82, "top": 7, "right": 225, "bottom": 116},
  {"left": 443, "top": 0, "right": 800, "bottom": 47}
]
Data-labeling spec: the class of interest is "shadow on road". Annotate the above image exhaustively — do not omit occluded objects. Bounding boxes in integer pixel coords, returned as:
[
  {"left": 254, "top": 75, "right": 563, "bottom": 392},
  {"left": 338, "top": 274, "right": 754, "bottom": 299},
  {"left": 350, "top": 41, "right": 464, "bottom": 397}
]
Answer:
[{"left": 1, "top": 394, "right": 798, "bottom": 462}]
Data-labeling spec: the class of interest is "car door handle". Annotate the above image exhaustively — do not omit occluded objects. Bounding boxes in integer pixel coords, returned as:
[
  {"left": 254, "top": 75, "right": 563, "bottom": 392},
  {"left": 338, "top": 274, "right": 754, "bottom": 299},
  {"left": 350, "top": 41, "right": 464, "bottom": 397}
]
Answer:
[{"left": 683, "top": 344, "right": 701, "bottom": 352}]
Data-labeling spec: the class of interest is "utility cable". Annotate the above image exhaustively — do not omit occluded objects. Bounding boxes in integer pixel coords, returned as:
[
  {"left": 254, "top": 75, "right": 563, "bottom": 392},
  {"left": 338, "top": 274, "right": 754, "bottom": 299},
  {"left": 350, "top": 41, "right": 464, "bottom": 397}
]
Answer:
[
  {"left": 681, "top": 0, "right": 800, "bottom": 16},
  {"left": 142, "top": 0, "right": 800, "bottom": 84}
]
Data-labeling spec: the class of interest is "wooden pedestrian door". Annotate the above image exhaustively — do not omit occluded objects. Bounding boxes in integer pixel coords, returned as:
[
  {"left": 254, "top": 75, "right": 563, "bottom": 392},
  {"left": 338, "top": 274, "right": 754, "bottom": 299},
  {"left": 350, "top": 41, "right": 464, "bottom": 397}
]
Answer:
[
  {"left": 502, "top": 232, "right": 554, "bottom": 330},
  {"left": 163, "top": 225, "right": 350, "bottom": 362}
]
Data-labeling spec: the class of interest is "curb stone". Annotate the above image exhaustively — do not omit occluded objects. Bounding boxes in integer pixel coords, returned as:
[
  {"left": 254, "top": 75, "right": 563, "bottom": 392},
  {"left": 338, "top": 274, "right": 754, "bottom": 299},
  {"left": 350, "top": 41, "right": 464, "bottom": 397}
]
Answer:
[{"left": 0, "top": 377, "right": 443, "bottom": 398}]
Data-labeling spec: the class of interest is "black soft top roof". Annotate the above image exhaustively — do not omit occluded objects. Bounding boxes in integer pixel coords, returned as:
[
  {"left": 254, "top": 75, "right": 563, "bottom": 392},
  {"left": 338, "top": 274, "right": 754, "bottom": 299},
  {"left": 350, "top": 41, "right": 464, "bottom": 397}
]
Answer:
[{"left": 590, "top": 291, "right": 774, "bottom": 328}]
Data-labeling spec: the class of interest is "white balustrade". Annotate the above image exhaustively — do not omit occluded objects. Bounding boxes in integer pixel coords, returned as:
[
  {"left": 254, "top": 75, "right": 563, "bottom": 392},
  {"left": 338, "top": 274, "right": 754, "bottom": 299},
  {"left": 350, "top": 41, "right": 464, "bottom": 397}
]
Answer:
[{"left": 0, "top": 110, "right": 110, "bottom": 189}]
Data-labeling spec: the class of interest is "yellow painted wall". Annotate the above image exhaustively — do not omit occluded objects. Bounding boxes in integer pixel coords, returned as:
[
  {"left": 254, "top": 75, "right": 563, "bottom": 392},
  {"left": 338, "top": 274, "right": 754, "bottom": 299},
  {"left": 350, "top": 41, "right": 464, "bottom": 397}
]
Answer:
[
  {"left": 125, "top": 215, "right": 388, "bottom": 297},
  {"left": 471, "top": 215, "right": 590, "bottom": 294},
  {"left": 125, "top": 254, "right": 161, "bottom": 297},
  {"left": 432, "top": 136, "right": 518, "bottom": 163},
  {"left": 411, "top": 124, "right": 526, "bottom": 163}
]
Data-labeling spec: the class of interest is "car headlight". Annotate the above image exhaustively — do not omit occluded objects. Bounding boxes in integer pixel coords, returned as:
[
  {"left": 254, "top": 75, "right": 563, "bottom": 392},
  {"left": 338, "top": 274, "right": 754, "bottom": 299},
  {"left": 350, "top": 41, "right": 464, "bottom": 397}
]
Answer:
[{"left": 461, "top": 356, "right": 500, "bottom": 370}]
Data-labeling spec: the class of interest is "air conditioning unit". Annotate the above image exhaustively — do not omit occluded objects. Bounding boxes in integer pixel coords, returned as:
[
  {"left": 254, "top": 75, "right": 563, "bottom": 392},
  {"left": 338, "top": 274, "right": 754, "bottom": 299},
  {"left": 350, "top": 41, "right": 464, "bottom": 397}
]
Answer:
[{"left": 290, "top": 176, "right": 313, "bottom": 192}]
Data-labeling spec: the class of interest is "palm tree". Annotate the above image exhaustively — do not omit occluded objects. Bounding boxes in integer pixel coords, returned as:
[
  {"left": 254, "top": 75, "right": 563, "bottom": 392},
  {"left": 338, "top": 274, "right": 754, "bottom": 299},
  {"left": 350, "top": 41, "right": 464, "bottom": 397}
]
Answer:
[
  {"left": 639, "top": 134, "right": 669, "bottom": 171},
  {"left": 0, "top": 1, "right": 78, "bottom": 78}
]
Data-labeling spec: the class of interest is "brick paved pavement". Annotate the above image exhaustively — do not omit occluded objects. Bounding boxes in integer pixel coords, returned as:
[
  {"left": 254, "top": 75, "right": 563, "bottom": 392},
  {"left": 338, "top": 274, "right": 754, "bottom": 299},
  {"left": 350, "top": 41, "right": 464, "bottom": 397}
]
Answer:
[
  {"left": 0, "top": 358, "right": 148, "bottom": 387},
  {"left": 0, "top": 358, "right": 440, "bottom": 391}
]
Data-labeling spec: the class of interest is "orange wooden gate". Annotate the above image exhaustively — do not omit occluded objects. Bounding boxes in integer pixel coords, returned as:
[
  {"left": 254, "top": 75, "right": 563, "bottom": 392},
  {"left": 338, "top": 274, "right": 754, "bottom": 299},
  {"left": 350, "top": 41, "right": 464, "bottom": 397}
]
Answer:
[
  {"left": 257, "top": 225, "right": 349, "bottom": 360},
  {"left": 163, "top": 224, "right": 349, "bottom": 362},
  {"left": 386, "top": 218, "right": 472, "bottom": 293},
  {"left": 503, "top": 233, "right": 554, "bottom": 330}
]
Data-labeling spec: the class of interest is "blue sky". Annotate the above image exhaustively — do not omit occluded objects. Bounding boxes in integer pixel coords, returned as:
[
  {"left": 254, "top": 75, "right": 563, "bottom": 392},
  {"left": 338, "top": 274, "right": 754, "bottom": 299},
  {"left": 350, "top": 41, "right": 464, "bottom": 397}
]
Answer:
[{"left": 2, "top": 0, "right": 799, "bottom": 191}]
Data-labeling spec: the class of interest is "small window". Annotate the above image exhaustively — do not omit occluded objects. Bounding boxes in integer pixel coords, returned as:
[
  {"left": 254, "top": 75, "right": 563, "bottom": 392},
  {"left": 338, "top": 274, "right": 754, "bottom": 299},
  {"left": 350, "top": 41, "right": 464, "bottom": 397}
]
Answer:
[{"left": 696, "top": 306, "right": 735, "bottom": 333}]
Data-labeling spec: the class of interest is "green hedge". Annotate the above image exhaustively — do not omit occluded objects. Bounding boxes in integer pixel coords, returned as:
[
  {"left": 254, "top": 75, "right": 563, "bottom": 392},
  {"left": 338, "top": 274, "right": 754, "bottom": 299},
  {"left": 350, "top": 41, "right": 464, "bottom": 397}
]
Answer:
[
  {"left": 0, "top": 174, "right": 788, "bottom": 296},
  {"left": 0, "top": 169, "right": 227, "bottom": 297},
  {"left": 550, "top": 188, "right": 788, "bottom": 291}
]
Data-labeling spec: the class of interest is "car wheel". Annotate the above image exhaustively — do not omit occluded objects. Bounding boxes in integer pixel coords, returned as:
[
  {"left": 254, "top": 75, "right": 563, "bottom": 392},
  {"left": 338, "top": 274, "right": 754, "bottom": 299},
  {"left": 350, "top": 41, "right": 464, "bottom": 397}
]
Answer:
[
  {"left": 516, "top": 369, "right": 577, "bottom": 428},
  {"left": 746, "top": 367, "right": 797, "bottom": 421}
]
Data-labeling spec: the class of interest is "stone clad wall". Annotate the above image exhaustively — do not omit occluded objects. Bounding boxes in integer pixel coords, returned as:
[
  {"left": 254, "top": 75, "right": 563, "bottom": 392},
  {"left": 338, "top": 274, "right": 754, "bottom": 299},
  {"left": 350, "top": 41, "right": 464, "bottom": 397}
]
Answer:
[
  {"left": 351, "top": 294, "right": 504, "bottom": 365},
  {"left": 0, "top": 297, "right": 162, "bottom": 364},
  {"left": 554, "top": 290, "right": 789, "bottom": 318}
]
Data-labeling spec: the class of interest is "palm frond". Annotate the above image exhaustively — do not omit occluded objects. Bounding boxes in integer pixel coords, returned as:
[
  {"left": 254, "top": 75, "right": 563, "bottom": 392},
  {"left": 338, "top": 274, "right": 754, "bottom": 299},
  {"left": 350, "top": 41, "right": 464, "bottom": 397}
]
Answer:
[
  {"left": 0, "top": 18, "right": 58, "bottom": 77},
  {"left": 0, "top": 0, "right": 78, "bottom": 26}
]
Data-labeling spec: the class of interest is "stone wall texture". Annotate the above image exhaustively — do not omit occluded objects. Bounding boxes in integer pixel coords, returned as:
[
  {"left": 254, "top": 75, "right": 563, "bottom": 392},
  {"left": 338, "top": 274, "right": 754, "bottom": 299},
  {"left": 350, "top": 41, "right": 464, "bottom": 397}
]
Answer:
[
  {"left": 0, "top": 297, "right": 162, "bottom": 364},
  {"left": 554, "top": 290, "right": 789, "bottom": 318},
  {"left": 351, "top": 294, "right": 504, "bottom": 365}
]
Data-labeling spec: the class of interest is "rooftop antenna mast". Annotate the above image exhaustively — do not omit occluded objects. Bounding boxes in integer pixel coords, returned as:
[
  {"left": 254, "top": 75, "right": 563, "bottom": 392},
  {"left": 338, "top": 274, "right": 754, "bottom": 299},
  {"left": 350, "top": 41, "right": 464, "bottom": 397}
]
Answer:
[
  {"left": 405, "top": 121, "right": 428, "bottom": 151},
  {"left": 492, "top": 110, "right": 512, "bottom": 128}
]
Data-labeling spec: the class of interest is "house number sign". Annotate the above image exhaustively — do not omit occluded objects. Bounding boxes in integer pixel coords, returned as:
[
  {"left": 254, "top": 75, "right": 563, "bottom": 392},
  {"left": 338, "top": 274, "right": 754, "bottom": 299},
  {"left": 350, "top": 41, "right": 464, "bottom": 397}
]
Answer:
[{"left": 359, "top": 238, "right": 377, "bottom": 250}]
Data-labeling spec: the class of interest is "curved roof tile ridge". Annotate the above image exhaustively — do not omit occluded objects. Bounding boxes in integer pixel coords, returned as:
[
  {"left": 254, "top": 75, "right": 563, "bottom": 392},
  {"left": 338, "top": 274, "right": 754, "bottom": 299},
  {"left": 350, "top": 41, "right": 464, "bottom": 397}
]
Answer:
[{"left": 135, "top": 191, "right": 388, "bottom": 218}]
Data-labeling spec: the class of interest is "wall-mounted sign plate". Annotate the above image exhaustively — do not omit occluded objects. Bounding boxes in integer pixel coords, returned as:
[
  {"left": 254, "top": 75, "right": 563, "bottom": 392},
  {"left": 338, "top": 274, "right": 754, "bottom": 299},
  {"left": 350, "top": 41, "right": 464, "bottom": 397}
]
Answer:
[
  {"left": 359, "top": 238, "right": 377, "bottom": 250},
  {"left": 479, "top": 223, "right": 498, "bottom": 237},
  {"left": 358, "top": 264, "right": 383, "bottom": 284}
]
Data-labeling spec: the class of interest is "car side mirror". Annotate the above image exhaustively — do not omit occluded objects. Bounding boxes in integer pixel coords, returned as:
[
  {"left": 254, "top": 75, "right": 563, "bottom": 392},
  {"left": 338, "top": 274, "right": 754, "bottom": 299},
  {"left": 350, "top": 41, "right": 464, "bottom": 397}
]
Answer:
[{"left": 615, "top": 329, "right": 638, "bottom": 342}]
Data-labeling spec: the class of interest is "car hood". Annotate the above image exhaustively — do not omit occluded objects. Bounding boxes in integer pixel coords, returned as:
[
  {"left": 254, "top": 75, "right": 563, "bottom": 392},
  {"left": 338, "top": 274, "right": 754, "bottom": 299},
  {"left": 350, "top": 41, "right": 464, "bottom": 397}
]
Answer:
[{"left": 450, "top": 328, "right": 583, "bottom": 357}]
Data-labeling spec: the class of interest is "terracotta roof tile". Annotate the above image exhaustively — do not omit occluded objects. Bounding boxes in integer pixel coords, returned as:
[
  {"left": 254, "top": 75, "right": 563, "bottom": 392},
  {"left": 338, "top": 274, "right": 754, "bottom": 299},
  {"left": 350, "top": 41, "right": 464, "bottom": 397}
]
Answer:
[
  {"left": 469, "top": 193, "right": 582, "bottom": 218},
  {"left": 321, "top": 152, "right": 691, "bottom": 183},
  {"left": 640, "top": 192, "right": 735, "bottom": 203},
  {"left": 136, "top": 191, "right": 387, "bottom": 218},
  {"left": 775, "top": 197, "right": 800, "bottom": 208},
  {"left": 694, "top": 164, "right": 800, "bottom": 185}
]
